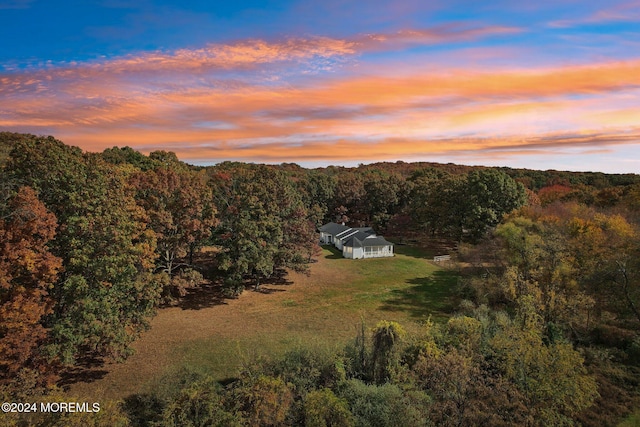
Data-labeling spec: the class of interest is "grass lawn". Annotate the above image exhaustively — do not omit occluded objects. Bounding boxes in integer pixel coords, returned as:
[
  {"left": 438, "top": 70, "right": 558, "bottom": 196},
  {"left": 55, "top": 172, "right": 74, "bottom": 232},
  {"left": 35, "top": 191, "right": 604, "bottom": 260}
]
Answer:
[{"left": 66, "top": 244, "right": 458, "bottom": 401}]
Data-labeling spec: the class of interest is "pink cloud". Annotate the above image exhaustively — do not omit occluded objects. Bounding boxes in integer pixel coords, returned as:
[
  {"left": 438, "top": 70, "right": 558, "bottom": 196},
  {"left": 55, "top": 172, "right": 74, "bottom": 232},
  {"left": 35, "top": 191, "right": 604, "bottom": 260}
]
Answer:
[
  {"left": 355, "top": 24, "right": 522, "bottom": 51},
  {"left": 1, "top": 22, "right": 522, "bottom": 98},
  {"left": 124, "top": 129, "right": 640, "bottom": 164},
  {"left": 549, "top": 0, "right": 640, "bottom": 27},
  {"left": 2, "top": 28, "right": 640, "bottom": 170}
]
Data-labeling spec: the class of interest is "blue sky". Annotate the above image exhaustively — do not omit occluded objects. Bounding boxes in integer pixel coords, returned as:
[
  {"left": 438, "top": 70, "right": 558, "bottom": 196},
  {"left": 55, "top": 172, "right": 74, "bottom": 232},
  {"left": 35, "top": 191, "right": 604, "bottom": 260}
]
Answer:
[{"left": 1, "top": 0, "right": 640, "bottom": 172}]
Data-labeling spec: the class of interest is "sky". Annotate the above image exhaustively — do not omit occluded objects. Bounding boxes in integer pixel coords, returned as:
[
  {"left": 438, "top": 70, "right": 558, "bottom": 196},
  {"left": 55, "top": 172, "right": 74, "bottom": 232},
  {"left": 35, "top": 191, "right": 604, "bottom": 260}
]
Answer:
[{"left": 1, "top": 1, "right": 640, "bottom": 173}]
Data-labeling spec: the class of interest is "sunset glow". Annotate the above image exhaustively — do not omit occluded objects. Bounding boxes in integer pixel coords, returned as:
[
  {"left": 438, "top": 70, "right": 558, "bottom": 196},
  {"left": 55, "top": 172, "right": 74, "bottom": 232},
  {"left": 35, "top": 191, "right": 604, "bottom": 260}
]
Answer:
[{"left": 2, "top": 1, "right": 640, "bottom": 172}]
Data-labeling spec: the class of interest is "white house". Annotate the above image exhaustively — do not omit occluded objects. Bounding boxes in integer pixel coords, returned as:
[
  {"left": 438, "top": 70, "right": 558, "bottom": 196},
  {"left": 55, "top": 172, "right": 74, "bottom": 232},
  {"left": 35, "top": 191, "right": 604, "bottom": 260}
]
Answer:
[
  {"left": 319, "top": 222, "right": 394, "bottom": 259},
  {"left": 343, "top": 234, "right": 394, "bottom": 259},
  {"left": 319, "top": 222, "right": 350, "bottom": 245},
  {"left": 334, "top": 227, "right": 375, "bottom": 250}
]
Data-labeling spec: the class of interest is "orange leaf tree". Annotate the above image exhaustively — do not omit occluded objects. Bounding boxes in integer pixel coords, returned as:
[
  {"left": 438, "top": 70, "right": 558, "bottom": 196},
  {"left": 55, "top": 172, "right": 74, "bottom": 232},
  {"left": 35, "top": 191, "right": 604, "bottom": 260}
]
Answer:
[{"left": 0, "top": 186, "right": 62, "bottom": 385}]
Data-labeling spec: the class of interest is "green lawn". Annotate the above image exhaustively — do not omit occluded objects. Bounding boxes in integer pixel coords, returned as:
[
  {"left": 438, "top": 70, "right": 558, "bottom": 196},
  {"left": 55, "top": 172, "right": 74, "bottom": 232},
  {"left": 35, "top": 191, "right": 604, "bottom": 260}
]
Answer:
[{"left": 69, "top": 245, "right": 458, "bottom": 400}]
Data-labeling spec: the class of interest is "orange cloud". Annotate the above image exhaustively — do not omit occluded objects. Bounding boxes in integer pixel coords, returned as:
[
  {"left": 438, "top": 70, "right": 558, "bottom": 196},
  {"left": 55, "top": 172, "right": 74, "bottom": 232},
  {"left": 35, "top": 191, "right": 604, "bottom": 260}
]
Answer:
[
  {"left": 2, "top": 29, "right": 640, "bottom": 169},
  {"left": 141, "top": 129, "right": 640, "bottom": 163},
  {"left": 38, "top": 120, "right": 640, "bottom": 167},
  {"left": 104, "top": 37, "right": 357, "bottom": 72},
  {"left": 4, "top": 59, "right": 640, "bottom": 132},
  {"left": 354, "top": 24, "right": 522, "bottom": 51}
]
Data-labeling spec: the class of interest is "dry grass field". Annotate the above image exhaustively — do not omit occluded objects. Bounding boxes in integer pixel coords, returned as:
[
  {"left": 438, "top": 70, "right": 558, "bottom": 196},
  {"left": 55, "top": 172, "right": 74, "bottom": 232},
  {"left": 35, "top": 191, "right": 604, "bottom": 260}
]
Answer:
[{"left": 66, "top": 245, "right": 458, "bottom": 402}]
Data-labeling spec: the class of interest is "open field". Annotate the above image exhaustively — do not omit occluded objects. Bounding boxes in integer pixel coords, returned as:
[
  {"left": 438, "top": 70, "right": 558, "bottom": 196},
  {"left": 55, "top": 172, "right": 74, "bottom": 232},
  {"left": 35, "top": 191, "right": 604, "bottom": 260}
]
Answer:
[{"left": 66, "top": 245, "right": 458, "bottom": 401}]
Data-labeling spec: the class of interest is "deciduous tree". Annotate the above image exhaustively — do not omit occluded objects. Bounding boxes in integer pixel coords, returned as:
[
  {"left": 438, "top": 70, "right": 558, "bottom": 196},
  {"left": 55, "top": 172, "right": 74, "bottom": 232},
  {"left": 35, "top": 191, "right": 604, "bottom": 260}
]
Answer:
[
  {"left": 462, "top": 169, "right": 527, "bottom": 241},
  {"left": 131, "top": 167, "right": 217, "bottom": 287},
  {"left": 0, "top": 187, "right": 62, "bottom": 385},
  {"left": 211, "top": 164, "right": 315, "bottom": 294},
  {"left": 5, "top": 137, "right": 164, "bottom": 364}
]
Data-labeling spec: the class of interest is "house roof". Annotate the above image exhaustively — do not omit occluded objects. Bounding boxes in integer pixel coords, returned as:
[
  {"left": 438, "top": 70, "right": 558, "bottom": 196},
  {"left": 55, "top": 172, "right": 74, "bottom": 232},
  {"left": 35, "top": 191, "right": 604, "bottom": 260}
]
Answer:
[
  {"left": 338, "top": 227, "right": 371, "bottom": 238},
  {"left": 321, "top": 222, "right": 393, "bottom": 250},
  {"left": 361, "top": 236, "right": 394, "bottom": 247},
  {"left": 357, "top": 227, "right": 376, "bottom": 235},
  {"left": 335, "top": 228, "right": 357, "bottom": 238},
  {"left": 343, "top": 231, "right": 371, "bottom": 247},
  {"left": 344, "top": 233, "right": 394, "bottom": 248},
  {"left": 318, "top": 222, "right": 350, "bottom": 235}
]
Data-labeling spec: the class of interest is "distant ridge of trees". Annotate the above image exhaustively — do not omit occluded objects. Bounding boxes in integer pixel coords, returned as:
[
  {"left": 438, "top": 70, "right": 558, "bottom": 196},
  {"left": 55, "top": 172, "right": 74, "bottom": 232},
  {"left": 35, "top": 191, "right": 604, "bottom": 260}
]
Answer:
[{"left": 3, "top": 131, "right": 639, "bottom": 190}]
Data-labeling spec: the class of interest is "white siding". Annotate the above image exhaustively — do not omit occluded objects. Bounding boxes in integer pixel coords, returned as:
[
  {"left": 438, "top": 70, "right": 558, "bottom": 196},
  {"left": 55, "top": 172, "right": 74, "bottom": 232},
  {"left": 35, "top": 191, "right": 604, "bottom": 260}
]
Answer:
[
  {"left": 320, "top": 232, "right": 334, "bottom": 244},
  {"left": 343, "top": 245, "right": 354, "bottom": 259},
  {"left": 362, "top": 245, "right": 394, "bottom": 258},
  {"left": 354, "top": 247, "right": 364, "bottom": 259}
]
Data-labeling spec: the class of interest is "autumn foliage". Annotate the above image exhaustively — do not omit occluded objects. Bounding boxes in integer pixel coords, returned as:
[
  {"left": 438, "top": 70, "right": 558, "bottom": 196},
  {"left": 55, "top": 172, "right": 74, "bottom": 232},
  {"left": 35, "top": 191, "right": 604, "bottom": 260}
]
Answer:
[
  {"left": 2, "top": 132, "right": 640, "bottom": 425},
  {"left": 0, "top": 186, "right": 61, "bottom": 386}
]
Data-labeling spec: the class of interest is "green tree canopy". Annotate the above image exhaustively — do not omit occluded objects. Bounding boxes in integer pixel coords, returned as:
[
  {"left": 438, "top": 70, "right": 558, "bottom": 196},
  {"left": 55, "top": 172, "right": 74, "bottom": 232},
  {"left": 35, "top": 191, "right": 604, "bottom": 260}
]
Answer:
[
  {"left": 211, "top": 164, "right": 316, "bottom": 294},
  {"left": 5, "top": 136, "right": 164, "bottom": 364}
]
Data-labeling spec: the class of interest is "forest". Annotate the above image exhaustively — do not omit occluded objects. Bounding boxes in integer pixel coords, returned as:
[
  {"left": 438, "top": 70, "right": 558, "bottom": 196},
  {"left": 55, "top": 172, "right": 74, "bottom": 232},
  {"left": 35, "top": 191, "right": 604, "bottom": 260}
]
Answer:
[{"left": 2, "top": 131, "right": 640, "bottom": 426}]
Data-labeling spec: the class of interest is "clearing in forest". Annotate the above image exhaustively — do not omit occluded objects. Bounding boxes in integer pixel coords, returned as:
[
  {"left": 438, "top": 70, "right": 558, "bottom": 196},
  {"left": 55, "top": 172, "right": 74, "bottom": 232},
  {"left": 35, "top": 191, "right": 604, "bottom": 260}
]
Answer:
[{"left": 66, "top": 245, "right": 457, "bottom": 401}]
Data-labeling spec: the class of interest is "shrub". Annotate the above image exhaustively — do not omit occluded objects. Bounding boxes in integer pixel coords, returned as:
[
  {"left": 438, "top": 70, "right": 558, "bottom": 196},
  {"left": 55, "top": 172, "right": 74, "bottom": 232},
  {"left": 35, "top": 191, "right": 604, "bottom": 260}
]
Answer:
[
  {"left": 234, "top": 375, "right": 293, "bottom": 426},
  {"left": 304, "top": 388, "right": 354, "bottom": 427},
  {"left": 337, "top": 379, "right": 429, "bottom": 427},
  {"left": 160, "top": 377, "right": 240, "bottom": 427}
]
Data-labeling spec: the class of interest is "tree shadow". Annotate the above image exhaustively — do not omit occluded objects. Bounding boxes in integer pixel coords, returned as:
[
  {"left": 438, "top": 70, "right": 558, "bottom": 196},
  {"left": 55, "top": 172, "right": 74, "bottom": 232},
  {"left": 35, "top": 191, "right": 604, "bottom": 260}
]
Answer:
[
  {"left": 380, "top": 270, "right": 459, "bottom": 319},
  {"left": 252, "top": 269, "right": 294, "bottom": 293},
  {"left": 262, "top": 269, "right": 294, "bottom": 286},
  {"left": 177, "top": 282, "right": 228, "bottom": 310},
  {"left": 393, "top": 245, "right": 432, "bottom": 259},
  {"left": 323, "top": 245, "right": 344, "bottom": 259},
  {"left": 254, "top": 287, "right": 287, "bottom": 294},
  {"left": 58, "top": 355, "right": 109, "bottom": 389},
  {"left": 178, "top": 268, "right": 295, "bottom": 308},
  {"left": 392, "top": 238, "right": 457, "bottom": 260}
]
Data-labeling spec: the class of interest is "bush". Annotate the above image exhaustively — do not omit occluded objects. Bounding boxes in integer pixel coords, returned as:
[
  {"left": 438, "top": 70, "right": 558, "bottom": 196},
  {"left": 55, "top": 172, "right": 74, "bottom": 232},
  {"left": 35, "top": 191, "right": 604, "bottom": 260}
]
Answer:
[
  {"left": 170, "top": 268, "right": 204, "bottom": 298},
  {"left": 257, "top": 346, "right": 346, "bottom": 425},
  {"left": 337, "top": 379, "right": 429, "bottom": 427},
  {"left": 122, "top": 366, "right": 209, "bottom": 425},
  {"left": 233, "top": 375, "right": 293, "bottom": 426},
  {"left": 160, "top": 376, "right": 240, "bottom": 427},
  {"left": 304, "top": 388, "right": 354, "bottom": 427},
  {"left": 122, "top": 393, "right": 164, "bottom": 427},
  {"left": 263, "top": 346, "right": 346, "bottom": 396}
]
